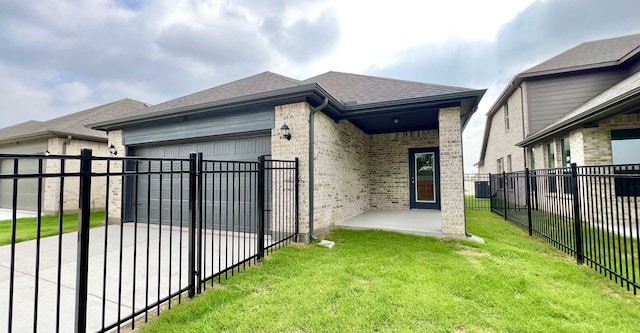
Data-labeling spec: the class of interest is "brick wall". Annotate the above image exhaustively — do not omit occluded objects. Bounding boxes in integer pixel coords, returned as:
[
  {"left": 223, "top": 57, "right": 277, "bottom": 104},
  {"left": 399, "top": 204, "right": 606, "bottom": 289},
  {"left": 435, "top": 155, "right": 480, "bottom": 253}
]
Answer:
[
  {"left": 271, "top": 103, "right": 311, "bottom": 238},
  {"left": 369, "top": 130, "right": 438, "bottom": 210},
  {"left": 43, "top": 138, "right": 109, "bottom": 215},
  {"left": 479, "top": 85, "right": 527, "bottom": 173},
  {"left": 313, "top": 112, "right": 370, "bottom": 233},
  {"left": 439, "top": 107, "right": 465, "bottom": 235}
]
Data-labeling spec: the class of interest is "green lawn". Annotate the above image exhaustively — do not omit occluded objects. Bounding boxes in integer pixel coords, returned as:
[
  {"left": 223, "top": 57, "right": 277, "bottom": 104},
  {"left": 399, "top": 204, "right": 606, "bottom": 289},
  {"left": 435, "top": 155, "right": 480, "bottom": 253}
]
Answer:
[
  {"left": 139, "top": 211, "right": 640, "bottom": 333},
  {"left": 0, "top": 212, "right": 105, "bottom": 245}
]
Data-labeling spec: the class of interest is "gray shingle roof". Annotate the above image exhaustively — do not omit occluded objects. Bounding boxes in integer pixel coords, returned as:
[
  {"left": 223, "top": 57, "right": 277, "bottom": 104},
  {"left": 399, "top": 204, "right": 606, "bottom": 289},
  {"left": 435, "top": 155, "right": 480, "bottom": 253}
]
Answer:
[
  {"left": 523, "top": 33, "right": 640, "bottom": 75},
  {"left": 303, "top": 71, "right": 473, "bottom": 105},
  {"left": 0, "top": 98, "right": 148, "bottom": 142},
  {"left": 122, "top": 71, "right": 302, "bottom": 118},
  {"left": 110, "top": 71, "right": 475, "bottom": 122}
]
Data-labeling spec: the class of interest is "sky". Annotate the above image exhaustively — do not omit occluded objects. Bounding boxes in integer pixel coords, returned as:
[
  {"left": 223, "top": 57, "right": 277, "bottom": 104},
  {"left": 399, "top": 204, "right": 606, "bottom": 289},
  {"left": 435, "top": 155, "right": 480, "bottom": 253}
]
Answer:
[{"left": 1, "top": 0, "right": 640, "bottom": 172}]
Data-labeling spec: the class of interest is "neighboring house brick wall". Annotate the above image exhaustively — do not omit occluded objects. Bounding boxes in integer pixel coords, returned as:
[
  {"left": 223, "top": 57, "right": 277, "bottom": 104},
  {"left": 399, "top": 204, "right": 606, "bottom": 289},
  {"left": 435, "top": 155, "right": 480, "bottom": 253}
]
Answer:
[
  {"left": 43, "top": 138, "right": 109, "bottom": 215},
  {"left": 369, "top": 130, "right": 438, "bottom": 210},
  {"left": 479, "top": 85, "right": 526, "bottom": 173},
  {"left": 439, "top": 107, "right": 465, "bottom": 235}
]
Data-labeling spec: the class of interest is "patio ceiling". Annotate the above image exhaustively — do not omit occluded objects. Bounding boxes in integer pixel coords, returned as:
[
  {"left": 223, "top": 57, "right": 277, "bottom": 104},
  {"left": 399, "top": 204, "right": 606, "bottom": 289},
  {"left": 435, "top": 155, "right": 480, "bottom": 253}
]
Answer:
[{"left": 345, "top": 107, "right": 440, "bottom": 134}]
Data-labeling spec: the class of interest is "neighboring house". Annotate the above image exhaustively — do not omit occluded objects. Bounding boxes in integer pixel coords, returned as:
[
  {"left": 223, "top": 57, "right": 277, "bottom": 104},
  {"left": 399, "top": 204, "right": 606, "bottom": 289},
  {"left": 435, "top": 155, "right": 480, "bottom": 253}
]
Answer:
[
  {"left": 92, "top": 71, "right": 485, "bottom": 239},
  {"left": 0, "top": 98, "right": 148, "bottom": 213},
  {"left": 477, "top": 33, "right": 640, "bottom": 174}
]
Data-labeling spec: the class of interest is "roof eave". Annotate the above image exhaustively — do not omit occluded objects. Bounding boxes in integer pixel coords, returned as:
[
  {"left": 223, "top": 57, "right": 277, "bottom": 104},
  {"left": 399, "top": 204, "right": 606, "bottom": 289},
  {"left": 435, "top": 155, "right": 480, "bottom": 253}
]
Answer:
[
  {"left": 340, "top": 90, "right": 486, "bottom": 121},
  {"left": 90, "top": 84, "right": 338, "bottom": 130},
  {"left": 0, "top": 131, "right": 106, "bottom": 146}
]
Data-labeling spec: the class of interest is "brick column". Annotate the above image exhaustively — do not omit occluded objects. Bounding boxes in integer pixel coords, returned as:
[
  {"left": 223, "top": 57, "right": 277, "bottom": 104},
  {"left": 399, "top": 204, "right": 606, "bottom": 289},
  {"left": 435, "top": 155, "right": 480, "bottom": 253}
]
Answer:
[
  {"left": 271, "top": 102, "right": 311, "bottom": 241},
  {"left": 107, "top": 130, "right": 125, "bottom": 223},
  {"left": 438, "top": 107, "right": 465, "bottom": 235}
]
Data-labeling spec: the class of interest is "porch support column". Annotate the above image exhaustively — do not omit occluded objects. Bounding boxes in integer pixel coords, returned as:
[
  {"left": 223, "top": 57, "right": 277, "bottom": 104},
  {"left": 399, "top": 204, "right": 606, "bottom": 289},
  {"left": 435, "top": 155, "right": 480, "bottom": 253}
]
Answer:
[{"left": 438, "top": 106, "right": 465, "bottom": 235}]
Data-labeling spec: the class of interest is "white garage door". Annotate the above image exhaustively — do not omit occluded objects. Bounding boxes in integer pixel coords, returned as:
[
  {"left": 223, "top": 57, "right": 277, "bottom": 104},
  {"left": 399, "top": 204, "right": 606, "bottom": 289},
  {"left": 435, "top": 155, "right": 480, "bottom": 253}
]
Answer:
[{"left": 130, "top": 135, "right": 270, "bottom": 232}]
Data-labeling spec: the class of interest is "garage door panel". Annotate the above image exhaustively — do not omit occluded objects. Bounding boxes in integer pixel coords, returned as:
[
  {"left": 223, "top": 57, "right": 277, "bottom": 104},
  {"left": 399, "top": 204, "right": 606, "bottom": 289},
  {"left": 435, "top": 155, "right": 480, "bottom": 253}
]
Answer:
[
  {"left": 0, "top": 158, "right": 42, "bottom": 211},
  {"left": 132, "top": 135, "right": 269, "bottom": 232}
]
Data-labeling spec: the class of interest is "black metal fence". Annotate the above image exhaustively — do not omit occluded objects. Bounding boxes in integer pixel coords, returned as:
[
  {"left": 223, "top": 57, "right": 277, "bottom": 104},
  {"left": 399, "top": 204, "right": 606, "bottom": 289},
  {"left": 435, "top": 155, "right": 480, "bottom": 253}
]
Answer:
[
  {"left": 490, "top": 163, "right": 640, "bottom": 294},
  {"left": 0, "top": 149, "right": 298, "bottom": 333},
  {"left": 464, "top": 173, "right": 491, "bottom": 211}
]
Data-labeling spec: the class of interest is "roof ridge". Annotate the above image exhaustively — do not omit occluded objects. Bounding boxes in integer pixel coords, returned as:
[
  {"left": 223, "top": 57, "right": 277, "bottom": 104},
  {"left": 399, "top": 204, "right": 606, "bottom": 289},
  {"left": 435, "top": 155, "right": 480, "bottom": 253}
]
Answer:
[{"left": 306, "top": 71, "right": 473, "bottom": 91}]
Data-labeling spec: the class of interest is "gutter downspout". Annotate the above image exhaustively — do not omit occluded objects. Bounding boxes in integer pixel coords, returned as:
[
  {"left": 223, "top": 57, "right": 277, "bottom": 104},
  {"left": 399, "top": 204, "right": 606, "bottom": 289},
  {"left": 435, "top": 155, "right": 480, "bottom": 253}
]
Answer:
[
  {"left": 308, "top": 97, "right": 329, "bottom": 242},
  {"left": 62, "top": 135, "right": 72, "bottom": 155}
]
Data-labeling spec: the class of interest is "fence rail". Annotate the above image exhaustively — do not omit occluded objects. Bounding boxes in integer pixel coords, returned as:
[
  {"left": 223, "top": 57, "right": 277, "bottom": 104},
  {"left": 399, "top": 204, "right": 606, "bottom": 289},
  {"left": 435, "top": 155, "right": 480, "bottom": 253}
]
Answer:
[
  {"left": 490, "top": 163, "right": 640, "bottom": 294},
  {"left": 0, "top": 150, "right": 298, "bottom": 333},
  {"left": 464, "top": 173, "right": 491, "bottom": 211}
]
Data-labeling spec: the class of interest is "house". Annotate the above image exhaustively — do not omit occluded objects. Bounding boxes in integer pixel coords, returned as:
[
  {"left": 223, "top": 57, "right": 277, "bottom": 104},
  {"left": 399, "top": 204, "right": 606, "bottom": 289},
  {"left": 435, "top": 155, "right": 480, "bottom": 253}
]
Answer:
[
  {"left": 91, "top": 71, "right": 485, "bottom": 239},
  {"left": 0, "top": 98, "right": 148, "bottom": 213},
  {"left": 477, "top": 33, "right": 640, "bottom": 174}
]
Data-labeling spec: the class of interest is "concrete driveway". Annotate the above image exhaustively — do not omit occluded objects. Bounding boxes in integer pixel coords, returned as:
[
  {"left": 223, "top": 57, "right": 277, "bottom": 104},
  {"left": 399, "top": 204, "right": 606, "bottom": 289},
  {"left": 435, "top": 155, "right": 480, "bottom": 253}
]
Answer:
[
  {"left": 0, "top": 223, "right": 259, "bottom": 332},
  {"left": 0, "top": 209, "right": 37, "bottom": 221}
]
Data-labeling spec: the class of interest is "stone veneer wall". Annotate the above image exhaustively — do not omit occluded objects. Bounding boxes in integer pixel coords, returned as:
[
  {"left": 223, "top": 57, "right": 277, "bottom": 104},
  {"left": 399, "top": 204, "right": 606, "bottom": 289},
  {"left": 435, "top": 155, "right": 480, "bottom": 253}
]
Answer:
[
  {"left": 369, "top": 130, "right": 438, "bottom": 210},
  {"left": 438, "top": 107, "right": 465, "bottom": 235},
  {"left": 43, "top": 137, "right": 109, "bottom": 215}
]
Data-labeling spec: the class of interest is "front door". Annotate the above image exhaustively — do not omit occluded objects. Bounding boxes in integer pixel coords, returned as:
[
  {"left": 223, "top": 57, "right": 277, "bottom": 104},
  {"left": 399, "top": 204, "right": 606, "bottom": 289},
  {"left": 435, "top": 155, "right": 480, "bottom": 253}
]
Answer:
[{"left": 409, "top": 147, "right": 440, "bottom": 209}]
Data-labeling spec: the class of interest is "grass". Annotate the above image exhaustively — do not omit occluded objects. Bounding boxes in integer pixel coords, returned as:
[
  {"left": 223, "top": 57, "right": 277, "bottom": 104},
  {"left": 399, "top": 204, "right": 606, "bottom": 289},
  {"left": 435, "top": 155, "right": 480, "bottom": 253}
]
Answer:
[
  {"left": 0, "top": 212, "right": 106, "bottom": 245},
  {"left": 464, "top": 194, "right": 490, "bottom": 210},
  {"left": 138, "top": 211, "right": 640, "bottom": 333}
]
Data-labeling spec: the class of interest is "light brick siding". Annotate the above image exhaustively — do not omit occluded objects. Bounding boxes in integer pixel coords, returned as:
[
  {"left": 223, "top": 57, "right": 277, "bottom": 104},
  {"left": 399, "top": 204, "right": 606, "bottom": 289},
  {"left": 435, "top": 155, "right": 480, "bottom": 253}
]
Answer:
[
  {"left": 43, "top": 138, "right": 109, "bottom": 215},
  {"left": 479, "top": 85, "right": 527, "bottom": 173},
  {"left": 439, "top": 107, "right": 465, "bottom": 235},
  {"left": 369, "top": 131, "right": 438, "bottom": 209},
  {"left": 271, "top": 103, "right": 311, "bottom": 237},
  {"left": 107, "top": 130, "right": 125, "bottom": 223},
  {"left": 312, "top": 111, "right": 370, "bottom": 233}
]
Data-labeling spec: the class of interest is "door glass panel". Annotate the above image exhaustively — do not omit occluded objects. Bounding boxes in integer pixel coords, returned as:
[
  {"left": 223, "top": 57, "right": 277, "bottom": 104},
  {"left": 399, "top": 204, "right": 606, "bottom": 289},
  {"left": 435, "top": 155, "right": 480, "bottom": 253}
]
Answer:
[{"left": 415, "top": 152, "right": 435, "bottom": 202}]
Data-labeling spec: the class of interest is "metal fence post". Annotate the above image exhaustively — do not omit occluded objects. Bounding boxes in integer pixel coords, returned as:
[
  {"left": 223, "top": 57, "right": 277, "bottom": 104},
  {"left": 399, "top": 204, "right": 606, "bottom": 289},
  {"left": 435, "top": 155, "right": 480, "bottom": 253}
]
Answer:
[
  {"left": 570, "top": 163, "right": 584, "bottom": 265},
  {"left": 257, "top": 156, "right": 265, "bottom": 260},
  {"left": 525, "top": 168, "right": 533, "bottom": 236},
  {"left": 294, "top": 158, "right": 299, "bottom": 242},
  {"left": 488, "top": 173, "right": 492, "bottom": 211},
  {"left": 187, "top": 153, "right": 197, "bottom": 298},
  {"left": 196, "top": 152, "right": 203, "bottom": 295},
  {"left": 74, "top": 148, "right": 92, "bottom": 333},
  {"left": 502, "top": 171, "right": 508, "bottom": 221}
]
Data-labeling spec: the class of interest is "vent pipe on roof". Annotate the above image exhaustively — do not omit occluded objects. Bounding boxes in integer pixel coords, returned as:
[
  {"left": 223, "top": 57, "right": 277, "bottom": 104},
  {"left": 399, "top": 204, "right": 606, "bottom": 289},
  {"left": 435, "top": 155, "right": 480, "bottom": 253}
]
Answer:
[{"left": 308, "top": 97, "right": 329, "bottom": 242}]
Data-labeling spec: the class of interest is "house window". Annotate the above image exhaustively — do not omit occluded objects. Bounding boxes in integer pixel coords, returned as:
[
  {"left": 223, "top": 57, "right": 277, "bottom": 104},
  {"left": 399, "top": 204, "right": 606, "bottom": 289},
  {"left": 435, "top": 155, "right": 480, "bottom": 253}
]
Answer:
[
  {"left": 506, "top": 155, "right": 512, "bottom": 172},
  {"left": 611, "top": 129, "right": 640, "bottom": 197},
  {"left": 504, "top": 104, "right": 510, "bottom": 131},
  {"left": 561, "top": 137, "right": 571, "bottom": 167},
  {"left": 547, "top": 142, "right": 555, "bottom": 168},
  {"left": 611, "top": 129, "right": 640, "bottom": 164}
]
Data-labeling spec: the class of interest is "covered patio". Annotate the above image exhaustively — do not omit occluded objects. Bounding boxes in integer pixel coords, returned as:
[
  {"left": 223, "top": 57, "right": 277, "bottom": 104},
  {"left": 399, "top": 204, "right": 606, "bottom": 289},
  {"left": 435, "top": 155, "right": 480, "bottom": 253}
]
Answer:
[{"left": 336, "top": 210, "right": 449, "bottom": 238}]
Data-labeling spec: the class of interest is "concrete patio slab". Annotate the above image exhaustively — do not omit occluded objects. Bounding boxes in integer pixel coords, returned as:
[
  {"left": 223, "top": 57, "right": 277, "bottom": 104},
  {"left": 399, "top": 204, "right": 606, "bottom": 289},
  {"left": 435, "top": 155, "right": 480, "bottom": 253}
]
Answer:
[{"left": 336, "top": 210, "right": 444, "bottom": 237}]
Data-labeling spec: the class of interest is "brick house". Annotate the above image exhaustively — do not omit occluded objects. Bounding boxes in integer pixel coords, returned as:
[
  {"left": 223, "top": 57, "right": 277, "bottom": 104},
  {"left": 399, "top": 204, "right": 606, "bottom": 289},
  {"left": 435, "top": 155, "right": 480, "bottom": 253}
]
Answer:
[
  {"left": 0, "top": 98, "right": 148, "bottom": 213},
  {"left": 477, "top": 33, "right": 640, "bottom": 173},
  {"left": 92, "top": 71, "right": 485, "bottom": 240}
]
